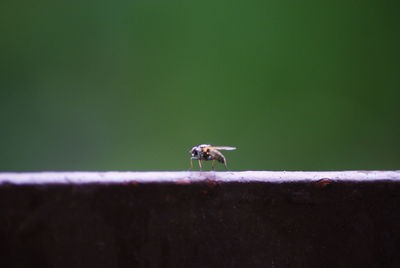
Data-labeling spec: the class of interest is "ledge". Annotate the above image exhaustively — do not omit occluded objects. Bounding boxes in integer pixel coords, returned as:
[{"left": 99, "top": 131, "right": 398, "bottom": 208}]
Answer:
[
  {"left": 0, "top": 170, "right": 399, "bottom": 184},
  {"left": 1, "top": 170, "right": 400, "bottom": 267}
]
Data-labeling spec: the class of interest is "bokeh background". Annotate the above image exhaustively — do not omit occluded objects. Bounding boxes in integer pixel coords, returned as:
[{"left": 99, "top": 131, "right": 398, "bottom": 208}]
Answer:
[{"left": 1, "top": 0, "right": 399, "bottom": 171}]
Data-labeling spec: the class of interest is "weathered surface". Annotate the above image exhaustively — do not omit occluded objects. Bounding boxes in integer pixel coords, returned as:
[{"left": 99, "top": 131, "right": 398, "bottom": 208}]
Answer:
[
  {"left": 0, "top": 170, "right": 399, "bottom": 184},
  {"left": 0, "top": 171, "right": 400, "bottom": 267}
]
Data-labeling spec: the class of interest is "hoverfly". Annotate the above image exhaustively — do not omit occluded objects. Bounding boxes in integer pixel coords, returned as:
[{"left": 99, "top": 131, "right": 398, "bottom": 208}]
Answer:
[{"left": 189, "top": 144, "right": 237, "bottom": 170}]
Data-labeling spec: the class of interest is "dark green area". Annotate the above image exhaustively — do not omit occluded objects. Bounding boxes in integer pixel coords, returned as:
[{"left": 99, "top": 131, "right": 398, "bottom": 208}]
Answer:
[{"left": 1, "top": 0, "right": 399, "bottom": 171}]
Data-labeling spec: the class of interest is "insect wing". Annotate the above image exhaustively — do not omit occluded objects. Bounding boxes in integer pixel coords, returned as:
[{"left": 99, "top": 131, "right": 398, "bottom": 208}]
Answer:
[{"left": 208, "top": 146, "right": 236, "bottom": 151}]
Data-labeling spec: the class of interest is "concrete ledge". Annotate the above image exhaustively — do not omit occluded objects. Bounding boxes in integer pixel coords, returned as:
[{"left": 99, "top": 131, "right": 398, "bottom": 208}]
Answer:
[
  {"left": 1, "top": 171, "right": 400, "bottom": 267},
  {"left": 1, "top": 170, "right": 399, "bottom": 184}
]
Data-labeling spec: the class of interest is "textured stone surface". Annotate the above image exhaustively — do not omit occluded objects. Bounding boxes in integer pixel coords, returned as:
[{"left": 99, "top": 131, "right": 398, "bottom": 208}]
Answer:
[{"left": 0, "top": 172, "right": 400, "bottom": 267}]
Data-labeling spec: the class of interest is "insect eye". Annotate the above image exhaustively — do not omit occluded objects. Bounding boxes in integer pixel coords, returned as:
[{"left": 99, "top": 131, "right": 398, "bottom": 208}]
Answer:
[{"left": 191, "top": 149, "right": 198, "bottom": 155}]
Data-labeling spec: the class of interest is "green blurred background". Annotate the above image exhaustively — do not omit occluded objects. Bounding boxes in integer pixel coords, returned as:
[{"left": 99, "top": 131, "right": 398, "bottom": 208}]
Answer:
[{"left": 0, "top": 0, "right": 399, "bottom": 171}]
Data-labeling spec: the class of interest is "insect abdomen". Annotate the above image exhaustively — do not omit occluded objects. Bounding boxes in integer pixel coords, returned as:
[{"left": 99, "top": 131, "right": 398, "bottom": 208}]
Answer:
[{"left": 216, "top": 154, "right": 225, "bottom": 164}]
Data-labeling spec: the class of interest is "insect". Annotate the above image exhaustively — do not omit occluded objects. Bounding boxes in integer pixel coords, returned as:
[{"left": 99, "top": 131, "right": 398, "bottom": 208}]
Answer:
[{"left": 189, "top": 144, "right": 237, "bottom": 170}]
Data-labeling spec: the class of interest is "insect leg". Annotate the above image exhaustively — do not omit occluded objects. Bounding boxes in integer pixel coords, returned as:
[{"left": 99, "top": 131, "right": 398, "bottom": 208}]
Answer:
[
  {"left": 223, "top": 157, "right": 228, "bottom": 169},
  {"left": 190, "top": 158, "right": 193, "bottom": 169},
  {"left": 198, "top": 160, "right": 202, "bottom": 170}
]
